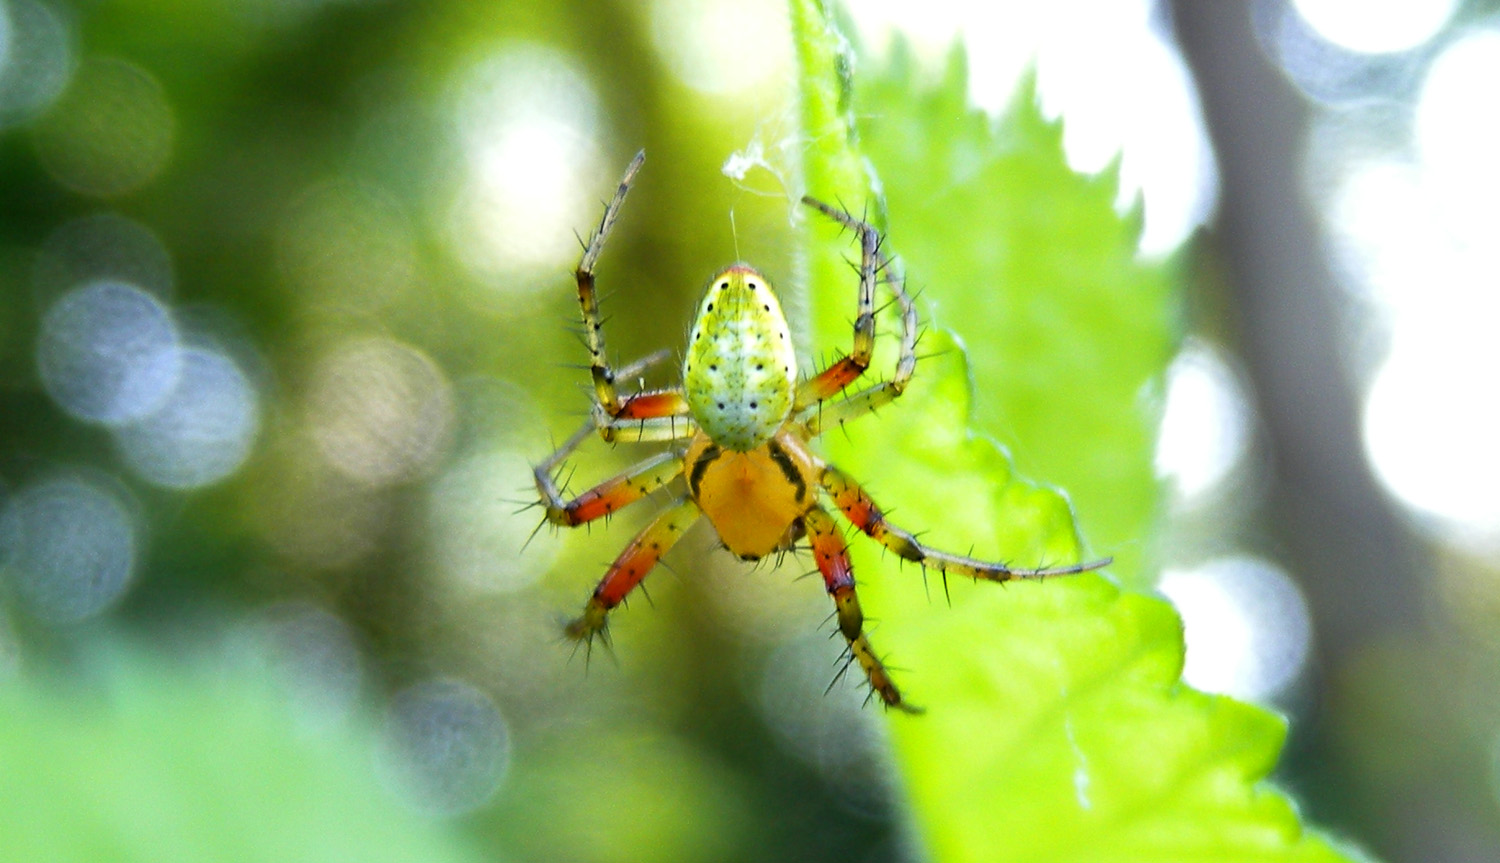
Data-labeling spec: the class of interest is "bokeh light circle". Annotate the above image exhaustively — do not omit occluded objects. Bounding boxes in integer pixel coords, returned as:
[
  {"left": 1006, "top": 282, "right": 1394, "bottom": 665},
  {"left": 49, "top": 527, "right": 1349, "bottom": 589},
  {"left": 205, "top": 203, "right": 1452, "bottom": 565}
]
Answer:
[
  {"left": 846, "top": 0, "right": 1215, "bottom": 257},
  {"left": 377, "top": 678, "right": 510, "bottom": 815},
  {"left": 426, "top": 449, "right": 560, "bottom": 593},
  {"left": 0, "top": 0, "right": 9, "bottom": 74},
  {"left": 1292, "top": 0, "right": 1456, "bottom": 55},
  {"left": 756, "top": 634, "right": 890, "bottom": 810},
  {"left": 0, "top": 0, "right": 73, "bottom": 127},
  {"left": 114, "top": 346, "right": 261, "bottom": 489},
  {"left": 276, "top": 179, "right": 417, "bottom": 317},
  {"left": 37, "top": 279, "right": 182, "bottom": 425},
  {"left": 1158, "top": 556, "right": 1313, "bottom": 701},
  {"left": 649, "top": 0, "right": 789, "bottom": 94},
  {"left": 1154, "top": 341, "right": 1252, "bottom": 501},
  {"left": 34, "top": 211, "right": 174, "bottom": 302},
  {"left": 446, "top": 44, "right": 605, "bottom": 296},
  {"left": 306, "top": 337, "right": 455, "bottom": 487},
  {"left": 31, "top": 56, "right": 174, "bottom": 196},
  {"left": 0, "top": 476, "right": 136, "bottom": 622},
  {"left": 1362, "top": 340, "right": 1500, "bottom": 537},
  {"left": 255, "top": 601, "right": 363, "bottom": 730},
  {"left": 1415, "top": 28, "right": 1500, "bottom": 218}
]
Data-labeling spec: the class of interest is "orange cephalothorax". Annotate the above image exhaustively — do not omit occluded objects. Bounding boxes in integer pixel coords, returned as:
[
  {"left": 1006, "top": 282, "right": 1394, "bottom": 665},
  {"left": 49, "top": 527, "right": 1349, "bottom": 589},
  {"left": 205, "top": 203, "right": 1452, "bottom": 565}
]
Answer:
[
  {"left": 533, "top": 151, "right": 1110, "bottom": 713},
  {"left": 683, "top": 429, "right": 821, "bottom": 560}
]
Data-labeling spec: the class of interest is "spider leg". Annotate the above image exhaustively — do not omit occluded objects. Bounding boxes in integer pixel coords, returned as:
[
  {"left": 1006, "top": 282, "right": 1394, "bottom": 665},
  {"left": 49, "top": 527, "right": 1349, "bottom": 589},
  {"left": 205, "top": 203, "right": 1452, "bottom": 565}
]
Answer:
[
  {"left": 795, "top": 197, "right": 920, "bottom": 433},
  {"left": 535, "top": 450, "right": 684, "bottom": 527},
  {"left": 794, "top": 197, "right": 881, "bottom": 408},
  {"left": 575, "top": 150, "right": 646, "bottom": 416},
  {"left": 565, "top": 497, "right": 700, "bottom": 642},
  {"left": 592, "top": 392, "right": 698, "bottom": 444},
  {"left": 804, "top": 505, "right": 922, "bottom": 714},
  {"left": 820, "top": 464, "right": 1112, "bottom": 581}
]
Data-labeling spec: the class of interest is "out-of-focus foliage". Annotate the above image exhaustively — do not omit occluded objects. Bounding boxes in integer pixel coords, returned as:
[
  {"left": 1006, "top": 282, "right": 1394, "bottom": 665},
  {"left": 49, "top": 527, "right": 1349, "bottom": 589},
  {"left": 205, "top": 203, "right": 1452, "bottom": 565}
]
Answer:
[
  {"left": 0, "top": 646, "right": 484, "bottom": 863},
  {"left": 793, "top": 1, "right": 1364, "bottom": 860}
]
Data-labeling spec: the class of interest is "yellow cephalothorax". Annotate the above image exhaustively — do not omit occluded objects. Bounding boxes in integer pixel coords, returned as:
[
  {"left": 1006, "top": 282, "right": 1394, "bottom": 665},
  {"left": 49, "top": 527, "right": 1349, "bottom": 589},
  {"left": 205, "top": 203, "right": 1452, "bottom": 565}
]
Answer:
[{"left": 533, "top": 151, "right": 1109, "bottom": 712}]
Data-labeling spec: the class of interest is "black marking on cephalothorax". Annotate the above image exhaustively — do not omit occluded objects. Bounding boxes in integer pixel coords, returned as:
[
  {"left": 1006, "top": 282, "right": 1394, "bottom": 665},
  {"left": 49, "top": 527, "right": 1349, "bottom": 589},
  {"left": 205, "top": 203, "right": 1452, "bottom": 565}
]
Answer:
[
  {"left": 765, "top": 440, "right": 808, "bottom": 503},
  {"left": 688, "top": 443, "right": 722, "bottom": 500}
]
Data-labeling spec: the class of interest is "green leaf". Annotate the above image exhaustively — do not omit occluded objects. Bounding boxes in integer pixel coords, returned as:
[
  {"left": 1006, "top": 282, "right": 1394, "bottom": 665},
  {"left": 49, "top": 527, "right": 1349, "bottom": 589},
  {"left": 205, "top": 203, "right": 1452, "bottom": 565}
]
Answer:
[
  {"left": 788, "top": 2, "right": 1367, "bottom": 861},
  {"left": 860, "top": 50, "right": 1175, "bottom": 589}
]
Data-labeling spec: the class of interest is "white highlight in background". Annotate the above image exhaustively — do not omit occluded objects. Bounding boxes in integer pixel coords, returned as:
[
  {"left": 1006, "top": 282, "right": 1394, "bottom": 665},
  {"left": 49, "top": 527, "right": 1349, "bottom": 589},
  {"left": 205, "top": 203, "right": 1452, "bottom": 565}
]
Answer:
[
  {"left": 447, "top": 44, "right": 604, "bottom": 296},
  {"left": 0, "top": 0, "right": 73, "bottom": 127},
  {"left": 37, "top": 280, "right": 181, "bottom": 425},
  {"left": 1292, "top": 0, "right": 1457, "bottom": 54},
  {"left": 425, "top": 449, "right": 560, "bottom": 593},
  {"left": 114, "top": 346, "right": 260, "bottom": 489},
  {"left": 846, "top": 0, "right": 1216, "bottom": 257},
  {"left": 1159, "top": 557, "right": 1313, "bottom": 701},
  {"left": 377, "top": 678, "right": 510, "bottom": 816},
  {"left": 1318, "top": 31, "right": 1500, "bottom": 541},
  {"left": 1415, "top": 29, "right": 1500, "bottom": 238},
  {"left": 1154, "top": 340, "right": 1252, "bottom": 502},
  {"left": 306, "top": 337, "right": 455, "bottom": 487},
  {"left": 650, "top": 0, "right": 789, "bottom": 95}
]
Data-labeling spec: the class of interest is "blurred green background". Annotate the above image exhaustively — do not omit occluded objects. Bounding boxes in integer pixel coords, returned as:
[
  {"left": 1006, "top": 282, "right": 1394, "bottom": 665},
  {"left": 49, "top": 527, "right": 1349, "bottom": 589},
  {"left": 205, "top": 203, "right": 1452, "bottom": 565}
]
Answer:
[{"left": 3, "top": 0, "right": 1500, "bottom": 861}]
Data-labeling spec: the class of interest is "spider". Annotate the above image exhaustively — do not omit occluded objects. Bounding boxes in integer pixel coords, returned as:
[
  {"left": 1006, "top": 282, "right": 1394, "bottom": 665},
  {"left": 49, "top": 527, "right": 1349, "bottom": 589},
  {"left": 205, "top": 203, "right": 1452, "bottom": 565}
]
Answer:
[{"left": 534, "top": 151, "right": 1110, "bottom": 713}]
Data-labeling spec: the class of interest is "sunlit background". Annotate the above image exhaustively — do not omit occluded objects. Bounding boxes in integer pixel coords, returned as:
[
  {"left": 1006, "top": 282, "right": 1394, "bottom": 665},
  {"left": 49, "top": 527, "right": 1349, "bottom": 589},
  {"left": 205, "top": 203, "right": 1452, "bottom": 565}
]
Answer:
[{"left": 1, "top": 0, "right": 1497, "bottom": 860}]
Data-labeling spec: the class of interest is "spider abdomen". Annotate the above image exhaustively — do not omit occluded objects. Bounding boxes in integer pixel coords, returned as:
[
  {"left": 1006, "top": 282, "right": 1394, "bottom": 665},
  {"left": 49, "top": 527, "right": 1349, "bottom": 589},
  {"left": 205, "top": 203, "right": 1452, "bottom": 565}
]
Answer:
[{"left": 682, "top": 265, "right": 797, "bottom": 451}]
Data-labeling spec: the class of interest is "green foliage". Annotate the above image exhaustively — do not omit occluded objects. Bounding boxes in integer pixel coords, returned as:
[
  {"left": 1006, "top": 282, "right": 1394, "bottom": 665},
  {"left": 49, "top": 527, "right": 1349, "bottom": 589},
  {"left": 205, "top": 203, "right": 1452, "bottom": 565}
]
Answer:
[
  {"left": 860, "top": 51, "right": 1175, "bottom": 589},
  {"left": 0, "top": 652, "right": 483, "bottom": 863},
  {"left": 789, "top": 1, "right": 1366, "bottom": 860}
]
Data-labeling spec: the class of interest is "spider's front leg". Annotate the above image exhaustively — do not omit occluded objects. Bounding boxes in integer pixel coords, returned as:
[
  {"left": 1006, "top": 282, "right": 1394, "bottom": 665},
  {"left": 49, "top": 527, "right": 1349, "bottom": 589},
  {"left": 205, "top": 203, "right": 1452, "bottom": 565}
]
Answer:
[
  {"left": 574, "top": 150, "right": 645, "bottom": 417},
  {"left": 573, "top": 154, "right": 701, "bottom": 446},
  {"left": 821, "top": 464, "right": 1112, "bottom": 582},
  {"left": 795, "top": 197, "right": 882, "bottom": 408},
  {"left": 566, "top": 498, "right": 700, "bottom": 644},
  {"left": 533, "top": 352, "right": 696, "bottom": 523},
  {"left": 796, "top": 198, "right": 919, "bottom": 437},
  {"left": 804, "top": 506, "right": 922, "bottom": 714}
]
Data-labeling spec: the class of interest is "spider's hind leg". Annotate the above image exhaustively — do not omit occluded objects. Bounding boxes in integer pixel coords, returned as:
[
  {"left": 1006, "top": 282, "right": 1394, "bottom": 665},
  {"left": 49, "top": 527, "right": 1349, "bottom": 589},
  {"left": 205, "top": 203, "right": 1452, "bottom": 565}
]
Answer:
[
  {"left": 803, "top": 505, "right": 922, "bottom": 714},
  {"left": 820, "top": 464, "right": 1112, "bottom": 582}
]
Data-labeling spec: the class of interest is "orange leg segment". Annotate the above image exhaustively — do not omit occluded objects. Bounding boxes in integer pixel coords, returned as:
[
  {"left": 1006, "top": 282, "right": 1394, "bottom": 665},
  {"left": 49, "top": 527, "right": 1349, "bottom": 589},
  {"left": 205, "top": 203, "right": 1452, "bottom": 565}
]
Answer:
[
  {"left": 565, "top": 498, "right": 700, "bottom": 642},
  {"left": 804, "top": 506, "right": 919, "bottom": 714},
  {"left": 821, "top": 465, "right": 1112, "bottom": 581},
  {"left": 539, "top": 452, "right": 682, "bottom": 527},
  {"left": 615, "top": 390, "right": 690, "bottom": 420}
]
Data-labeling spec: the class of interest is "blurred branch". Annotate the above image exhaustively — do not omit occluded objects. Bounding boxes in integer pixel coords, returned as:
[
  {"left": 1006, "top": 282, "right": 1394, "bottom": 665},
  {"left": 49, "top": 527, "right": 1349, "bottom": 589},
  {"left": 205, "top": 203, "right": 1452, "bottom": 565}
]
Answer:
[{"left": 1169, "top": 1, "right": 1423, "bottom": 667}]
